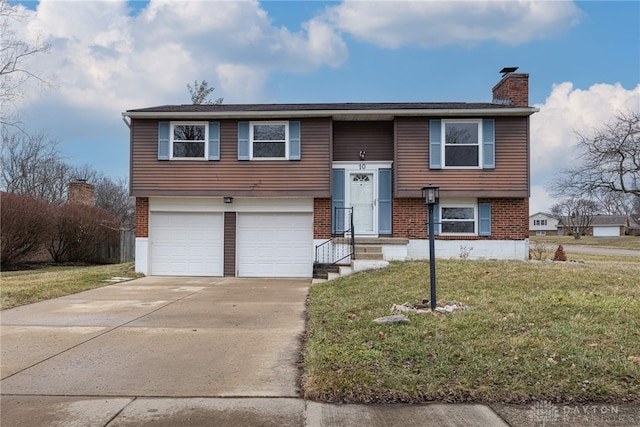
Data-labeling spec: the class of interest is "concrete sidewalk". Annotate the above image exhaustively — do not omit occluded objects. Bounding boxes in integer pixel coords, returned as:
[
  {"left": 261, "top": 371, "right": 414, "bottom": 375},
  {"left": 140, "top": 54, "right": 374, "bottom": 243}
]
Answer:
[{"left": 0, "top": 276, "right": 555, "bottom": 426}]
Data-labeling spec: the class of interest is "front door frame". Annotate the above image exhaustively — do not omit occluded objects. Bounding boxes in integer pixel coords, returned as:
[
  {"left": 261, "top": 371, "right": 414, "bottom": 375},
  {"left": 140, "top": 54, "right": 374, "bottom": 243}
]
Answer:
[{"left": 333, "top": 161, "right": 393, "bottom": 237}]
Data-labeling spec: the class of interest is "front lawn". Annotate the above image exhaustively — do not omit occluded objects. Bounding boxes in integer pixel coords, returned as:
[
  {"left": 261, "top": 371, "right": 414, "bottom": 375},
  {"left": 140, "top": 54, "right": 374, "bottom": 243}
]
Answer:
[
  {"left": 0, "top": 263, "right": 142, "bottom": 310},
  {"left": 302, "top": 258, "right": 640, "bottom": 403}
]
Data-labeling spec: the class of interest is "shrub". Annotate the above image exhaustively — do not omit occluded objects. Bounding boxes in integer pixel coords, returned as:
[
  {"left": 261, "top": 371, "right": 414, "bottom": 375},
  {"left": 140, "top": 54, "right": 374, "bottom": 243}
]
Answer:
[
  {"left": 553, "top": 244, "right": 568, "bottom": 262},
  {"left": 1, "top": 192, "right": 54, "bottom": 267},
  {"left": 48, "top": 203, "right": 120, "bottom": 263},
  {"left": 530, "top": 241, "right": 552, "bottom": 261}
]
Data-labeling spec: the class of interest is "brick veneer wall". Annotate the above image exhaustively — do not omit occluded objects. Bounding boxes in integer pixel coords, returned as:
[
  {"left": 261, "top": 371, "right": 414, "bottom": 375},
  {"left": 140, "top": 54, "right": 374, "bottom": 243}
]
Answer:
[
  {"left": 392, "top": 197, "right": 529, "bottom": 240},
  {"left": 316, "top": 197, "right": 529, "bottom": 241},
  {"left": 136, "top": 197, "right": 149, "bottom": 238},
  {"left": 479, "top": 197, "right": 529, "bottom": 239},
  {"left": 314, "top": 198, "right": 331, "bottom": 239},
  {"left": 392, "top": 198, "right": 428, "bottom": 239}
]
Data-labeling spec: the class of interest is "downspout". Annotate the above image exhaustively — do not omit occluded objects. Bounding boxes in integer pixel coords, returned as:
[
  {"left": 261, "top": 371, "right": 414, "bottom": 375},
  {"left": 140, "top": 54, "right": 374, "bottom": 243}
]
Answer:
[{"left": 121, "top": 113, "right": 131, "bottom": 128}]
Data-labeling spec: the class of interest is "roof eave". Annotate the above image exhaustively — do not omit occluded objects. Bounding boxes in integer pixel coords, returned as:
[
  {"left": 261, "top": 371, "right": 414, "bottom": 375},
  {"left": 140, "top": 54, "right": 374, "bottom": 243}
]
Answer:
[{"left": 122, "top": 107, "right": 539, "bottom": 120}]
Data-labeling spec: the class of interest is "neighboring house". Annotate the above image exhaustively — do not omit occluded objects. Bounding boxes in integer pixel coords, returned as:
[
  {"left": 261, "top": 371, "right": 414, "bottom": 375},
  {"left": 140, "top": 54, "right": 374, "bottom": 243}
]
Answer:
[
  {"left": 558, "top": 215, "right": 631, "bottom": 237},
  {"left": 122, "top": 69, "right": 537, "bottom": 278},
  {"left": 629, "top": 217, "right": 640, "bottom": 236},
  {"left": 529, "top": 212, "right": 559, "bottom": 236}
]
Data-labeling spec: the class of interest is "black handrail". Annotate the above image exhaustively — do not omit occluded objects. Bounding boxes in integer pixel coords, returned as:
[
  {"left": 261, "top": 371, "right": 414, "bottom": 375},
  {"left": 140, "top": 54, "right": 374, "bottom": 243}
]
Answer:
[{"left": 315, "top": 207, "right": 355, "bottom": 266}]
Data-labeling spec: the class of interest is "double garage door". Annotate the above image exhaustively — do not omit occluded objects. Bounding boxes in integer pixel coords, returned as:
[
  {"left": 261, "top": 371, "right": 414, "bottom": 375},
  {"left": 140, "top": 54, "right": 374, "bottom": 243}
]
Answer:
[{"left": 150, "top": 211, "right": 312, "bottom": 277}]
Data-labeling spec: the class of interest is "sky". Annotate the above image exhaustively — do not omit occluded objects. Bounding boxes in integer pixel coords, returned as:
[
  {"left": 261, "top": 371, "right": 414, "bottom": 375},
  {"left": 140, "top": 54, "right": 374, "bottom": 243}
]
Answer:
[{"left": 7, "top": 0, "right": 640, "bottom": 214}]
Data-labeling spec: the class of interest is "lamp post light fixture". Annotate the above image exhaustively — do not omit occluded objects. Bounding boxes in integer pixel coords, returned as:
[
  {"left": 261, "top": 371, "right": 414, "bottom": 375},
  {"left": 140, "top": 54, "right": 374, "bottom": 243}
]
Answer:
[{"left": 421, "top": 184, "right": 439, "bottom": 311}]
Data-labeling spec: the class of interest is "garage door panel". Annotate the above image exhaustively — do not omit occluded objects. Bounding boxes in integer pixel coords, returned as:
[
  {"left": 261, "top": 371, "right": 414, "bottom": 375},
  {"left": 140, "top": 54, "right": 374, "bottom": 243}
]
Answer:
[
  {"left": 237, "top": 213, "right": 312, "bottom": 278},
  {"left": 150, "top": 212, "right": 223, "bottom": 276}
]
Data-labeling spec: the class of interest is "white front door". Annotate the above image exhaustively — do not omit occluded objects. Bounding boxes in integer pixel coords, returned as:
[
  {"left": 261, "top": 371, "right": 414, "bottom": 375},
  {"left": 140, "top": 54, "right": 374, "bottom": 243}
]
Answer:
[{"left": 350, "top": 172, "right": 376, "bottom": 235}]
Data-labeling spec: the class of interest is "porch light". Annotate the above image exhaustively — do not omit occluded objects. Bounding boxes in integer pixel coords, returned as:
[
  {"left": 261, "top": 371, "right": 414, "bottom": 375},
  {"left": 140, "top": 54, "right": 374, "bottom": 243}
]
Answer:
[
  {"left": 421, "top": 184, "right": 439, "bottom": 311},
  {"left": 224, "top": 196, "right": 233, "bottom": 204},
  {"left": 421, "top": 184, "right": 439, "bottom": 205}
]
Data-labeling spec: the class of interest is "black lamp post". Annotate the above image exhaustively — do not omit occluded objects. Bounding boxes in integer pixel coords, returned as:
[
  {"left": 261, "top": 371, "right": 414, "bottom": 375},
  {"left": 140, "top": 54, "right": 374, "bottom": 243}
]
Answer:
[{"left": 421, "top": 184, "right": 439, "bottom": 311}]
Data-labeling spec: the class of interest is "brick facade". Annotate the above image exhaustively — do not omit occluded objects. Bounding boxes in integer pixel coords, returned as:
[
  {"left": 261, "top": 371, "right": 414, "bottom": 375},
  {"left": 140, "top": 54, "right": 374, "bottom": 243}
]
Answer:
[
  {"left": 479, "top": 197, "right": 529, "bottom": 239},
  {"left": 136, "top": 197, "right": 149, "bottom": 238},
  {"left": 315, "top": 197, "right": 529, "bottom": 241},
  {"left": 314, "top": 198, "right": 332, "bottom": 239},
  {"left": 392, "top": 198, "right": 428, "bottom": 239}
]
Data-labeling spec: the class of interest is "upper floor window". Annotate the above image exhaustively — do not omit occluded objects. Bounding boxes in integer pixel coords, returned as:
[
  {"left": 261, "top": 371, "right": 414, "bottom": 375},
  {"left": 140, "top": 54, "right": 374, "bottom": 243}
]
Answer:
[
  {"left": 443, "top": 120, "right": 481, "bottom": 168},
  {"left": 171, "top": 123, "right": 208, "bottom": 159},
  {"left": 534, "top": 219, "right": 548, "bottom": 226},
  {"left": 251, "top": 122, "right": 288, "bottom": 159},
  {"left": 429, "top": 118, "right": 494, "bottom": 170}
]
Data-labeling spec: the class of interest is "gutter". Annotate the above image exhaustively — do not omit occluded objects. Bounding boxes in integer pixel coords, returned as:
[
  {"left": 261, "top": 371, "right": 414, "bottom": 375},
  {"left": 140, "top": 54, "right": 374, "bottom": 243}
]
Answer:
[
  {"left": 121, "top": 113, "right": 131, "bottom": 128},
  {"left": 122, "top": 107, "right": 539, "bottom": 120}
]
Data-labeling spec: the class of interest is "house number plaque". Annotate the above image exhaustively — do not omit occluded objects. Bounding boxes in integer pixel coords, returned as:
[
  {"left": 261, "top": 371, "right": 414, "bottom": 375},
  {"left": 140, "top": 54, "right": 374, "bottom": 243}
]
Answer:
[{"left": 359, "top": 163, "right": 366, "bottom": 170}]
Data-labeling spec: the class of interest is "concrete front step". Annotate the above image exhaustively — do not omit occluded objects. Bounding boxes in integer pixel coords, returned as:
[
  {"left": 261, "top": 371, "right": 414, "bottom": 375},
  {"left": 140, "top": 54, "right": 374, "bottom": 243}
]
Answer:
[
  {"left": 355, "top": 246, "right": 382, "bottom": 254},
  {"left": 355, "top": 244, "right": 384, "bottom": 261},
  {"left": 354, "top": 252, "right": 384, "bottom": 261}
]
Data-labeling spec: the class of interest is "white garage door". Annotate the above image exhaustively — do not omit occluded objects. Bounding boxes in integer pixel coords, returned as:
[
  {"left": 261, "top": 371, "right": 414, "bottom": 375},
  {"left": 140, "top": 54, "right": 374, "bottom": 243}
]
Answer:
[
  {"left": 150, "top": 212, "right": 223, "bottom": 276},
  {"left": 593, "top": 226, "right": 620, "bottom": 237},
  {"left": 237, "top": 213, "right": 313, "bottom": 278}
]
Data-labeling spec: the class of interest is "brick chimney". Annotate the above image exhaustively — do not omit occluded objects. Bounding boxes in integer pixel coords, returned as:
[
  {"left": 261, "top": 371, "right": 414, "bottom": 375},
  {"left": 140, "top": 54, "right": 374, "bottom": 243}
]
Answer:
[
  {"left": 492, "top": 68, "right": 529, "bottom": 107},
  {"left": 68, "top": 179, "right": 95, "bottom": 206}
]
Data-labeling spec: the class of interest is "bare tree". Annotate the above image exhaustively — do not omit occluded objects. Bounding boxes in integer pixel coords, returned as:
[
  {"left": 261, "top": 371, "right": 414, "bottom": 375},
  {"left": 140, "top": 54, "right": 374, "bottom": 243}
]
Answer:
[
  {"left": 94, "top": 175, "right": 135, "bottom": 229},
  {"left": 550, "top": 111, "right": 640, "bottom": 201},
  {"left": 187, "top": 80, "right": 223, "bottom": 105},
  {"left": 1, "top": 131, "right": 135, "bottom": 224},
  {"left": 551, "top": 198, "right": 599, "bottom": 239},
  {"left": 632, "top": 196, "right": 640, "bottom": 224},
  {"left": 1, "top": 0, "right": 52, "bottom": 129},
  {"left": 590, "top": 188, "right": 635, "bottom": 216},
  {"left": 1, "top": 131, "right": 70, "bottom": 204}
]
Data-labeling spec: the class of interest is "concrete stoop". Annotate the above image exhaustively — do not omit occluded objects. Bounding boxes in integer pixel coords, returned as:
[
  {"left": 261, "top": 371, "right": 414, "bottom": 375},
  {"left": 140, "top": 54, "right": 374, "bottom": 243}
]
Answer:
[
  {"left": 323, "top": 259, "right": 389, "bottom": 282},
  {"left": 313, "top": 243, "right": 391, "bottom": 282}
]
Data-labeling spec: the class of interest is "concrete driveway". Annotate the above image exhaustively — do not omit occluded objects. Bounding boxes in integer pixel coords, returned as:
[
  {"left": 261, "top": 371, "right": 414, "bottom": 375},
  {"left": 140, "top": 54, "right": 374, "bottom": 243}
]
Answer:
[
  {"left": 1, "top": 276, "right": 511, "bottom": 427},
  {"left": 1, "top": 277, "right": 308, "bottom": 397}
]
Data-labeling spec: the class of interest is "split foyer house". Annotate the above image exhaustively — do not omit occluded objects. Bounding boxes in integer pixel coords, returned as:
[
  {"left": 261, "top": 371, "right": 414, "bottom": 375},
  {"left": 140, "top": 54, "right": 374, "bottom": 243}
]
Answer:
[
  {"left": 123, "top": 69, "right": 537, "bottom": 278},
  {"left": 529, "top": 212, "right": 560, "bottom": 236}
]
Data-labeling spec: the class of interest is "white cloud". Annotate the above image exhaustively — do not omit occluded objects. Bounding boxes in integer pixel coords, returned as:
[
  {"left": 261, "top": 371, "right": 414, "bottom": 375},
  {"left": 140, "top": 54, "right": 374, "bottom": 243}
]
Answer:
[
  {"left": 15, "top": 0, "right": 348, "bottom": 117},
  {"left": 529, "top": 81, "right": 640, "bottom": 213},
  {"left": 216, "top": 63, "right": 267, "bottom": 103},
  {"left": 529, "top": 185, "right": 557, "bottom": 215},
  {"left": 326, "top": 0, "right": 582, "bottom": 48},
  {"left": 7, "top": 0, "right": 347, "bottom": 177}
]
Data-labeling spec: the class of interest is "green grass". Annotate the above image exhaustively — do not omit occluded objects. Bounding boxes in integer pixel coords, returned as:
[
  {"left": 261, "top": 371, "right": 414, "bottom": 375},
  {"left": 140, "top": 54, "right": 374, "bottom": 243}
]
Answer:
[
  {"left": 0, "top": 263, "right": 142, "bottom": 310},
  {"left": 303, "top": 259, "right": 640, "bottom": 404},
  {"left": 531, "top": 236, "right": 640, "bottom": 251}
]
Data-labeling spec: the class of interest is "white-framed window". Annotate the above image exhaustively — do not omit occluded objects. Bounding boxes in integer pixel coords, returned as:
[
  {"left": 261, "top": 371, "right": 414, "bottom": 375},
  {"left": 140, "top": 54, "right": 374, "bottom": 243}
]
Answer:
[
  {"left": 440, "top": 200, "right": 478, "bottom": 235},
  {"left": 442, "top": 119, "right": 482, "bottom": 168},
  {"left": 536, "top": 231, "right": 546, "bottom": 236},
  {"left": 250, "top": 121, "right": 288, "bottom": 160},
  {"left": 534, "top": 219, "right": 547, "bottom": 226},
  {"left": 171, "top": 122, "right": 208, "bottom": 160}
]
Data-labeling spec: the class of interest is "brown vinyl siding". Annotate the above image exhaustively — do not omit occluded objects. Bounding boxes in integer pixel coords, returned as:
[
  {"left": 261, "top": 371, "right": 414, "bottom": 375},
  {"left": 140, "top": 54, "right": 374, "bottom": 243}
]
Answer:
[
  {"left": 130, "top": 118, "right": 331, "bottom": 197},
  {"left": 394, "top": 116, "right": 529, "bottom": 198},
  {"left": 333, "top": 121, "right": 394, "bottom": 161},
  {"left": 224, "top": 212, "right": 236, "bottom": 277}
]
